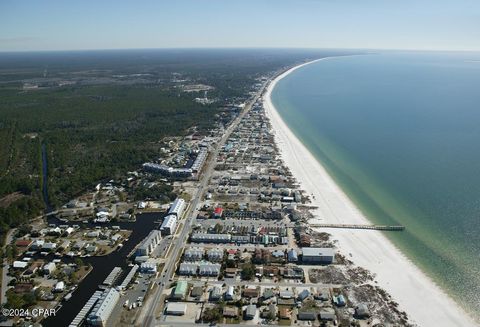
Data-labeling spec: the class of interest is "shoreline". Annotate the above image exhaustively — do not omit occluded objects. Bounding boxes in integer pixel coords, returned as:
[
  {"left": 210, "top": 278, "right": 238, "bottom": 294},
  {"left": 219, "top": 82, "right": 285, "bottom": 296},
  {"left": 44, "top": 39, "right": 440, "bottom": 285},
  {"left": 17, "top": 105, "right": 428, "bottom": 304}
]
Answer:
[{"left": 264, "top": 58, "right": 477, "bottom": 327}]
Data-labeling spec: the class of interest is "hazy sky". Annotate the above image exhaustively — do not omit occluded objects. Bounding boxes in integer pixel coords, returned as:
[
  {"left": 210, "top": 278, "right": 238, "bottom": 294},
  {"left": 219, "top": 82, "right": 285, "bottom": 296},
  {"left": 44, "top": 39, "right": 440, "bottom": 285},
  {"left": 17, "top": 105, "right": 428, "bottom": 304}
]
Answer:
[{"left": 1, "top": 0, "right": 479, "bottom": 52}]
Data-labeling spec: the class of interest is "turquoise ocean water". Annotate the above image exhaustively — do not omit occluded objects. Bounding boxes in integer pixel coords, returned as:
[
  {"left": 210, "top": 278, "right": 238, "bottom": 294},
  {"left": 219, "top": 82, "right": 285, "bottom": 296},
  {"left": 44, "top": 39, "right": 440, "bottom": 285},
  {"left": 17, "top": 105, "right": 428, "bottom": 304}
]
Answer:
[{"left": 271, "top": 52, "right": 480, "bottom": 320}]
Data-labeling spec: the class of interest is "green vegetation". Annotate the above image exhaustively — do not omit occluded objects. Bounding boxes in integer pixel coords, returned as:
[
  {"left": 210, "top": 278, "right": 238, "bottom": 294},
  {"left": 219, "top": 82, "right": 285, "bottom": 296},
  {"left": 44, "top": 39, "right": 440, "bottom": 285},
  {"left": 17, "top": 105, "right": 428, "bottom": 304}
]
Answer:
[
  {"left": 0, "top": 49, "right": 344, "bottom": 251},
  {"left": 5, "top": 289, "right": 38, "bottom": 309},
  {"left": 241, "top": 262, "right": 255, "bottom": 280},
  {"left": 202, "top": 305, "right": 223, "bottom": 322}
]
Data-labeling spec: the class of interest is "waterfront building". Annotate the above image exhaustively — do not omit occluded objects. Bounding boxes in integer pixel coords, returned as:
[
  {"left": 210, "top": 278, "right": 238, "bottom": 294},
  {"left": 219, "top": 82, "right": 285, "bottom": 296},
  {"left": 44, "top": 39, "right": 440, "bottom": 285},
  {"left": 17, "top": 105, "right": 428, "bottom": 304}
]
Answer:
[
  {"left": 136, "top": 230, "right": 162, "bottom": 256},
  {"left": 160, "top": 214, "right": 177, "bottom": 236},
  {"left": 168, "top": 198, "right": 186, "bottom": 217},
  {"left": 301, "top": 247, "right": 335, "bottom": 264},
  {"left": 86, "top": 288, "right": 120, "bottom": 326}
]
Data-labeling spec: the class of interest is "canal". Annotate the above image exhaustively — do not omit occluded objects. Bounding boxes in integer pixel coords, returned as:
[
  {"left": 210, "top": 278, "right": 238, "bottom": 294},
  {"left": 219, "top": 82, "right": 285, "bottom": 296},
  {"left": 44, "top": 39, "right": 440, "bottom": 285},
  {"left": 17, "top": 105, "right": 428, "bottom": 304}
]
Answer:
[{"left": 42, "top": 213, "right": 161, "bottom": 327}]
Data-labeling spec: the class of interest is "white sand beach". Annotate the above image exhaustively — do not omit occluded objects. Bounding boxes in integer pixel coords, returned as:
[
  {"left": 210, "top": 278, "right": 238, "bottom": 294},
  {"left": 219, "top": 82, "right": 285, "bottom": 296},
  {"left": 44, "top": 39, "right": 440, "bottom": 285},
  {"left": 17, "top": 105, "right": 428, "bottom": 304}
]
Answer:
[{"left": 264, "top": 59, "right": 478, "bottom": 327}]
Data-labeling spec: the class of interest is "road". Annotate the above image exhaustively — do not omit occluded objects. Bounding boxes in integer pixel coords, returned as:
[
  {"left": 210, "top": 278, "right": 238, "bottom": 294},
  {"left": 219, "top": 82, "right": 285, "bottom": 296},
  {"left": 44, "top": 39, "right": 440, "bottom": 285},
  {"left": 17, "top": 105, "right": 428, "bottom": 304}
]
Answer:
[
  {"left": 144, "top": 80, "right": 271, "bottom": 327},
  {"left": 1, "top": 227, "right": 16, "bottom": 305}
]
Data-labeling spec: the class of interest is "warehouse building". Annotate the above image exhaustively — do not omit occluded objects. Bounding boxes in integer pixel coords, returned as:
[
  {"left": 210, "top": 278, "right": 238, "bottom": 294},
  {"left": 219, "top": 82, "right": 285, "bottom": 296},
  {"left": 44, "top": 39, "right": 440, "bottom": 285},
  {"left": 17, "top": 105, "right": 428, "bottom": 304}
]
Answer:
[
  {"left": 301, "top": 247, "right": 335, "bottom": 264},
  {"left": 86, "top": 288, "right": 120, "bottom": 326},
  {"left": 172, "top": 281, "right": 188, "bottom": 299},
  {"left": 136, "top": 230, "right": 162, "bottom": 256},
  {"left": 165, "top": 302, "right": 187, "bottom": 316}
]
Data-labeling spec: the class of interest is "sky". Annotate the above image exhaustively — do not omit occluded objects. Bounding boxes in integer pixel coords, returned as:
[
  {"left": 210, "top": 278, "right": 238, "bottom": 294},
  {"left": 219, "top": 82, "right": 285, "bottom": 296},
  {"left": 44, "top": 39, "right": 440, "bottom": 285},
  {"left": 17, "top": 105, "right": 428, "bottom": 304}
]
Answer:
[{"left": 1, "top": 0, "right": 479, "bottom": 52}]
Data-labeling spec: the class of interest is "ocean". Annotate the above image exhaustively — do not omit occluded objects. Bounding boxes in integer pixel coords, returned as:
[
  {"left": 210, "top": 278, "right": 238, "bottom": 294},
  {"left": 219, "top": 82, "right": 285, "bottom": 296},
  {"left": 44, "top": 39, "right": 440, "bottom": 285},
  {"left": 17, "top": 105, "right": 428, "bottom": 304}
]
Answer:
[{"left": 271, "top": 52, "right": 480, "bottom": 320}]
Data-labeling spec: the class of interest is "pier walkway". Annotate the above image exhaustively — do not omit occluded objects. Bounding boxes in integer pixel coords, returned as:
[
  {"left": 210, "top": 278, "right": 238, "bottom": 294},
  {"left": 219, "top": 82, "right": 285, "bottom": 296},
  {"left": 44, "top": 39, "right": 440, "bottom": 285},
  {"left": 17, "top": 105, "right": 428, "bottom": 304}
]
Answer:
[{"left": 309, "top": 223, "right": 405, "bottom": 231}]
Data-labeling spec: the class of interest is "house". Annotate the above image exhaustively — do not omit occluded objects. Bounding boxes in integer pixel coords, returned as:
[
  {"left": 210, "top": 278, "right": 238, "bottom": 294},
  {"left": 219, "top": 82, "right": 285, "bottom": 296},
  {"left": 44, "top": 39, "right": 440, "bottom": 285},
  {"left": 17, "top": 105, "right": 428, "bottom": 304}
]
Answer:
[
  {"left": 279, "top": 307, "right": 291, "bottom": 319},
  {"left": 53, "top": 281, "right": 65, "bottom": 292},
  {"left": 213, "top": 207, "right": 223, "bottom": 218},
  {"left": 25, "top": 261, "right": 43, "bottom": 275},
  {"left": 315, "top": 288, "right": 330, "bottom": 301},
  {"left": 225, "top": 268, "right": 237, "bottom": 278},
  {"left": 333, "top": 294, "right": 346, "bottom": 307},
  {"left": 223, "top": 306, "right": 239, "bottom": 318},
  {"left": 263, "top": 266, "right": 279, "bottom": 277},
  {"left": 243, "top": 288, "right": 259, "bottom": 298},
  {"left": 298, "top": 289, "right": 310, "bottom": 301},
  {"left": 262, "top": 288, "right": 275, "bottom": 300},
  {"left": 298, "top": 310, "right": 317, "bottom": 321},
  {"left": 15, "top": 239, "right": 32, "bottom": 248},
  {"left": 65, "top": 227, "right": 75, "bottom": 235},
  {"left": 73, "top": 241, "right": 86, "bottom": 250},
  {"left": 209, "top": 286, "right": 222, "bottom": 301},
  {"left": 287, "top": 249, "right": 298, "bottom": 262},
  {"left": 279, "top": 290, "right": 294, "bottom": 299},
  {"left": 190, "top": 286, "right": 204, "bottom": 299},
  {"left": 355, "top": 303, "right": 370, "bottom": 318},
  {"left": 31, "top": 239, "right": 45, "bottom": 250},
  {"left": 271, "top": 250, "right": 285, "bottom": 260},
  {"left": 13, "top": 261, "right": 28, "bottom": 269},
  {"left": 43, "top": 262, "right": 56, "bottom": 275},
  {"left": 319, "top": 309, "right": 336, "bottom": 321},
  {"left": 225, "top": 286, "right": 234, "bottom": 300},
  {"left": 244, "top": 305, "right": 256, "bottom": 320},
  {"left": 42, "top": 242, "right": 57, "bottom": 251},
  {"left": 165, "top": 302, "right": 187, "bottom": 316},
  {"left": 85, "top": 245, "right": 98, "bottom": 253}
]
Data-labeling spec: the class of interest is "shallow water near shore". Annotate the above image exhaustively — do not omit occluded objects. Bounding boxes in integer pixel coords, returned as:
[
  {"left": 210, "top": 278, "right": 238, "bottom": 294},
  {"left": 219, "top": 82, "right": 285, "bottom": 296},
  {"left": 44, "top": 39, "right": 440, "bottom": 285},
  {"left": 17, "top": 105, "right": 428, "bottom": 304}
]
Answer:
[{"left": 271, "top": 52, "right": 480, "bottom": 321}]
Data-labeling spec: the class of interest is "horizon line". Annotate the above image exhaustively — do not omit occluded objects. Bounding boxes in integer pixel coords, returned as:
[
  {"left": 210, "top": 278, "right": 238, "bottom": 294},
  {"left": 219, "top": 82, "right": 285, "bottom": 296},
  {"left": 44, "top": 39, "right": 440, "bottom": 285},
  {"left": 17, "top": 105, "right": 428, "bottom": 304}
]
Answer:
[{"left": 1, "top": 46, "right": 479, "bottom": 54}]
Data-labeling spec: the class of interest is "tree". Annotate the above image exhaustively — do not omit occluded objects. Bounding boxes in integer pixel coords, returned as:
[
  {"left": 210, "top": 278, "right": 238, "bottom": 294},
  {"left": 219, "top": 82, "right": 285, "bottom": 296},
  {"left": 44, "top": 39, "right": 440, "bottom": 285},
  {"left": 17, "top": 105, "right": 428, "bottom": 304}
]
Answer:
[
  {"left": 202, "top": 306, "right": 222, "bottom": 322},
  {"left": 74, "top": 258, "right": 84, "bottom": 268},
  {"left": 241, "top": 263, "right": 255, "bottom": 281}
]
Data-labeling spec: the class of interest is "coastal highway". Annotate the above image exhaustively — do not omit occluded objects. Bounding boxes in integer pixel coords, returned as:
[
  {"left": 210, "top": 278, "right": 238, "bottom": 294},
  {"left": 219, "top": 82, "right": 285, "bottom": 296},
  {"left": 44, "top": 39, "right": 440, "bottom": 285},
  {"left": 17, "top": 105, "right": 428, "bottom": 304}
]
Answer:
[{"left": 143, "top": 78, "right": 271, "bottom": 327}]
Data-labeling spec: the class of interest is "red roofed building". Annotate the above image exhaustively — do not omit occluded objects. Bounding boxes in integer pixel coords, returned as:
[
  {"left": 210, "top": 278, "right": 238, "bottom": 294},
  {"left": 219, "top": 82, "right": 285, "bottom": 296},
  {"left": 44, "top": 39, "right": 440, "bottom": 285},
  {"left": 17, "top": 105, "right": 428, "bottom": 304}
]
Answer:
[
  {"left": 213, "top": 207, "right": 223, "bottom": 218},
  {"left": 15, "top": 239, "right": 32, "bottom": 248}
]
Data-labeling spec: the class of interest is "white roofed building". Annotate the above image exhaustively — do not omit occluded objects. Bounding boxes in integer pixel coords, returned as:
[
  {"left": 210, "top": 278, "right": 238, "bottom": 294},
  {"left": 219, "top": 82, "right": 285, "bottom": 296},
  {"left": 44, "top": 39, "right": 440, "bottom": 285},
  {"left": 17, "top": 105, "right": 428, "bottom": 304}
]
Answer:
[
  {"left": 160, "top": 214, "right": 177, "bottom": 235},
  {"left": 136, "top": 230, "right": 162, "bottom": 256},
  {"left": 86, "top": 287, "right": 120, "bottom": 326}
]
